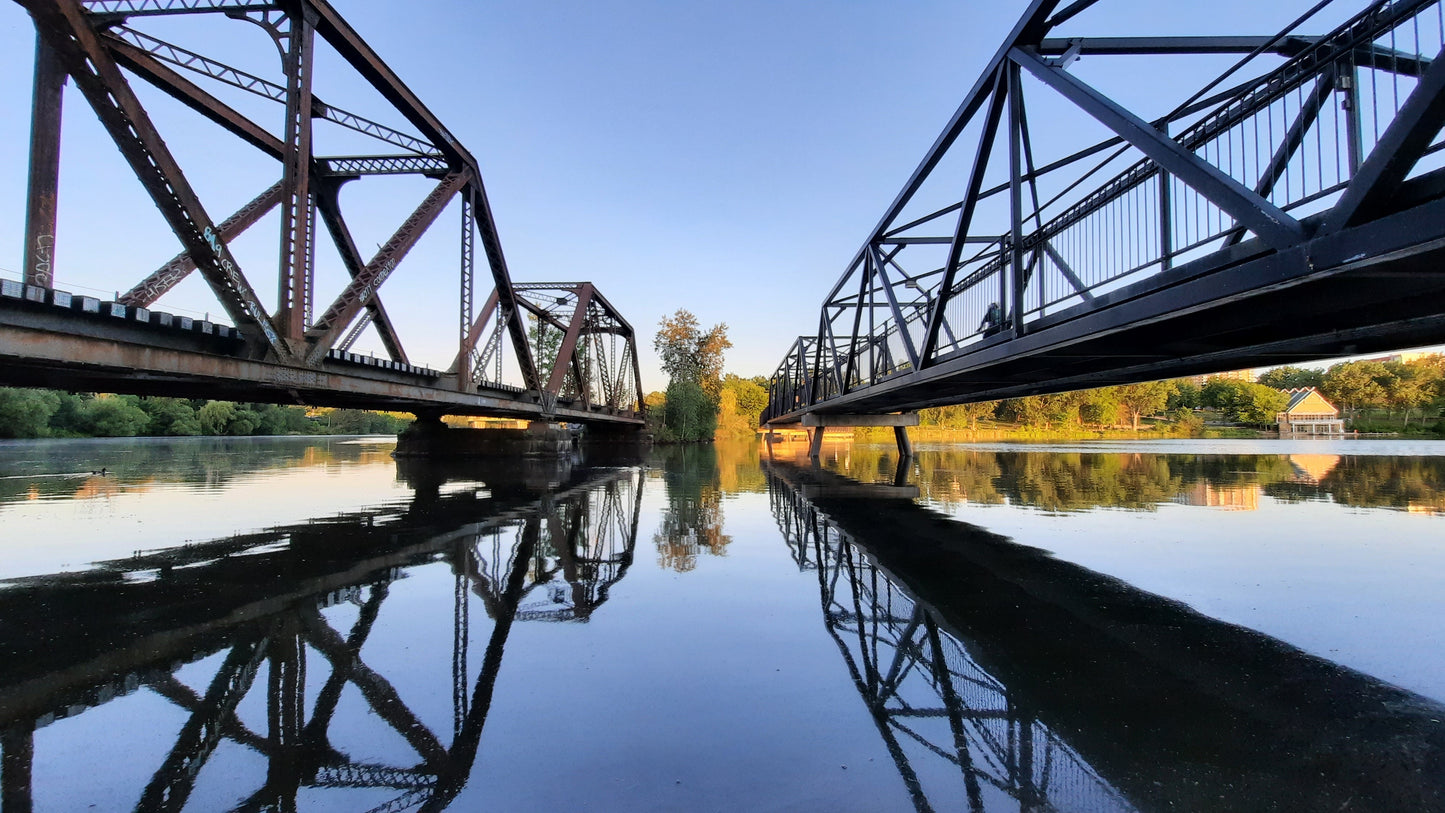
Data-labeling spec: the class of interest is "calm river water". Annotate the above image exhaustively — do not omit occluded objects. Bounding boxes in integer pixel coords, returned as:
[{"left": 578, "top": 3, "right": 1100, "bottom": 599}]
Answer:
[{"left": 0, "top": 434, "right": 1442, "bottom": 811}]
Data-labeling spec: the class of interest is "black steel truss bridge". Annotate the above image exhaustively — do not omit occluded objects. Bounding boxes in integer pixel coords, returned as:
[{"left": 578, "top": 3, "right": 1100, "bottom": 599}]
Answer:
[
  {"left": 2, "top": 0, "right": 644, "bottom": 427},
  {"left": 766, "top": 0, "right": 1445, "bottom": 424}
]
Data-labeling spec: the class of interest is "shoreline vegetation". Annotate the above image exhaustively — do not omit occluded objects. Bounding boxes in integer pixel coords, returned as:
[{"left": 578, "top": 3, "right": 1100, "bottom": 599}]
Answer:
[{"left": 0, "top": 388, "right": 411, "bottom": 439}]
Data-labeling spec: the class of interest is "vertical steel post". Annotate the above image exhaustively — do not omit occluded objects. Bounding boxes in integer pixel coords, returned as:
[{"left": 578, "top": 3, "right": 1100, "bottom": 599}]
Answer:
[
  {"left": 2, "top": 724, "right": 34, "bottom": 813},
  {"left": 1158, "top": 168, "right": 1173, "bottom": 270},
  {"left": 1008, "top": 62, "right": 1026, "bottom": 337},
  {"left": 276, "top": 10, "right": 316, "bottom": 342},
  {"left": 1341, "top": 67, "right": 1364, "bottom": 175},
  {"left": 459, "top": 195, "right": 475, "bottom": 387},
  {"left": 23, "top": 33, "right": 65, "bottom": 289}
]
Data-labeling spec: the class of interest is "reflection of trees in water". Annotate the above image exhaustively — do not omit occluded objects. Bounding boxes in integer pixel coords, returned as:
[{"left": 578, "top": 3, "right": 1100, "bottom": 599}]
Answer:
[
  {"left": 0, "top": 437, "right": 387, "bottom": 507},
  {"left": 1265, "top": 455, "right": 1445, "bottom": 513},
  {"left": 652, "top": 445, "right": 732, "bottom": 572},
  {"left": 823, "top": 445, "right": 1445, "bottom": 513}
]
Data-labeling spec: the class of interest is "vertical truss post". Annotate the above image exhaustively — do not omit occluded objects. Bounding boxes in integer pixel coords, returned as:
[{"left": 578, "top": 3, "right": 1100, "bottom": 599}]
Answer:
[
  {"left": 22, "top": 32, "right": 65, "bottom": 289},
  {"left": 1158, "top": 168, "right": 1173, "bottom": 270},
  {"left": 458, "top": 195, "right": 475, "bottom": 385},
  {"left": 266, "top": 621, "right": 304, "bottom": 805},
  {"left": 1008, "top": 61, "right": 1027, "bottom": 337},
  {"left": 1341, "top": 67, "right": 1364, "bottom": 175},
  {"left": 2, "top": 723, "right": 34, "bottom": 813},
  {"left": 276, "top": 7, "right": 316, "bottom": 343},
  {"left": 22, "top": 0, "right": 290, "bottom": 359}
]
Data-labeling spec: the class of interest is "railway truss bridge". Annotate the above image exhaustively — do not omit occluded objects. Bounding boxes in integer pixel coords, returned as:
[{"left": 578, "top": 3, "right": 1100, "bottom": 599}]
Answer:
[{"left": 3, "top": 0, "right": 644, "bottom": 429}]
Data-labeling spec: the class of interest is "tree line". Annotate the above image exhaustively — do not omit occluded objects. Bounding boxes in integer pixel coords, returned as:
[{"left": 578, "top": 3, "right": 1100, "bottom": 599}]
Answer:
[
  {"left": 910, "top": 355, "right": 1444, "bottom": 433},
  {"left": 0, "top": 388, "right": 412, "bottom": 439}
]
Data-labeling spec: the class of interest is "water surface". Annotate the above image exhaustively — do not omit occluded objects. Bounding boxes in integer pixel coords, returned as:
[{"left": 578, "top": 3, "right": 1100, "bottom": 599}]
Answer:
[{"left": 0, "top": 435, "right": 1441, "bottom": 811}]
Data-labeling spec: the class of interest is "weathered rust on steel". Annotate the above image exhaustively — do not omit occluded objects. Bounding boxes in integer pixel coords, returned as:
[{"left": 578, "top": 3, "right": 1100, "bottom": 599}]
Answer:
[
  {"left": 9, "top": 0, "right": 643, "bottom": 423},
  {"left": 119, "top": 182, "right": 284, "bottom": 308},
  {"left": 0, "top": 316, "right": 644, "bottom": 424},
  {"left": 19, "top": 0, "right": 291, "bottom": 359},
  {"left": 22, "top": 32, "right": 64, "bottom": 289},
  {"left": 313, "top": 184, "right": 408, "bottom": 364},
  {"left": 304, "top": 170, "right": 470, "bottom": 362}
]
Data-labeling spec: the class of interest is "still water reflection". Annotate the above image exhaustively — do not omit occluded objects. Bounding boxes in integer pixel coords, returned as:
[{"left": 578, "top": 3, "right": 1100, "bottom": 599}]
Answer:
[{"left": 0, "top": 436, "right": 1441, "bottom": 811}]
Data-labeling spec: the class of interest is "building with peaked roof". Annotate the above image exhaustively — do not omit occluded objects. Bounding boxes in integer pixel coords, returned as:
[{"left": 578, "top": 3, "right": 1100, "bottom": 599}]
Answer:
[{"left": 1276, "top": 387, "right": 1345, "bottom": 435}]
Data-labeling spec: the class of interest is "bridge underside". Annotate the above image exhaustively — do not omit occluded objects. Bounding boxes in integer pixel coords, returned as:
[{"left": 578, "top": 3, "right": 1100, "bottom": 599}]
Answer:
[
  {"left": 773, "top": 185, "right": 1445, "bottom": 421},
  {"left": 0, "top": 292, "right": 642, "bottom": 426},
  {"left": 765, "top": 0, "right": 1445, "bottom": 424}
]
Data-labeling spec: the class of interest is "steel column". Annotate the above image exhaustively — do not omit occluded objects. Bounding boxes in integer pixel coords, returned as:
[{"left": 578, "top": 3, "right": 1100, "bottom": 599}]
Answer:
[
  {"left": 22, "top": 33, "right": 65, "bottom": 289},
  {"left": 276, "top": 8, "right": 316, "bottom": 342}
]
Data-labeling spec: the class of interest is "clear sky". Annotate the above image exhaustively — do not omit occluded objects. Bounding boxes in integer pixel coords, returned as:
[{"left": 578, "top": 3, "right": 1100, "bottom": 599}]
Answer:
[{"left": 0, "top": 1, "right": 1424, "bottom": 392}]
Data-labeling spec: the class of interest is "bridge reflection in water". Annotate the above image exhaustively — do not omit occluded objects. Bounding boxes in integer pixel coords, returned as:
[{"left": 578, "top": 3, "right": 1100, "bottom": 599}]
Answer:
[
  {"left": 767, "top": 462, "right": 1445, "bottom": 812},
  {"left": 0, "top": 460, "right": 642, "bottom": 812}
]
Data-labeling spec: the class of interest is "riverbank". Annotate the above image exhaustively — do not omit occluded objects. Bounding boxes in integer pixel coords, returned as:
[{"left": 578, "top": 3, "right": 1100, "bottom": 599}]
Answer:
[{"left": 846, "top": 423, "right": 1268, "bottom": 443}]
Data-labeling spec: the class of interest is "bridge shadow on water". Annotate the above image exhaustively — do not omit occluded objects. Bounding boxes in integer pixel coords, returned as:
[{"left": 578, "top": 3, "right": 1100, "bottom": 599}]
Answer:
[
  {"left": 767, "top": 459, "right": 1445, "bottom": 812},
  {"left": 0, "top": 456, "right": 644, "bottom": 812}
]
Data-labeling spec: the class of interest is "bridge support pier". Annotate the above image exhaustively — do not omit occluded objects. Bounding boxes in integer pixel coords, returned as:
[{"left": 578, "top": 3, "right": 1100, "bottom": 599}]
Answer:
[
  {"left": 394, "top": 418, "right": 576, "bottom": 458},
  {"left": 800, "top": 413, "right": 918, "bottom": 460}
]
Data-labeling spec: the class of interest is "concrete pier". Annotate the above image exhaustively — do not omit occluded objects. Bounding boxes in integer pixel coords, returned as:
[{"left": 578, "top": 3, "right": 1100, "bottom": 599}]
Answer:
[
  {"left": 798, "top": 412, "right": 919, "bottom": 459},
  {"left": 394, "top": 417, "right": 576, "bottom": 458}
]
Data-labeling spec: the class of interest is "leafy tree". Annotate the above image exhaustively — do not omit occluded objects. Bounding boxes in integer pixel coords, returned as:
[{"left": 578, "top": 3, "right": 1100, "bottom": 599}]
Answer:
[
  {"left": 197, "top": 400, "right": 237, "bottom": 435},
  {"left": 1001, "top": 395, "right": 1052, "bottom": 427},
  {"left": 663, "top": 379, "right": 716, "bottom": 442},
  {"left": 1257, "top": 365, "right": 1324, "bottom": 390},
  {"left": 528, "top": 313, "right": 564, "bottom": 384},
  {"left": 0, "top": 387, "right": 61, "bottom": 438},
  {"left": 654, "top": 309, "right": 731, "bottom": 397},
  {"left": 82, "top": 394, "right": 150, "bottom": 437},
  {"left": 1116, "top": 381, "right": 1172, "bottom": 430},
  {"left": 1167, "top": 380, "right": 1201, "bottom": 411},
  {"left": 1383, "top": 361, "right": 1441, "bottom": 428},
  {"left": 1203, "top": 380, "right": 1288, "bottom": 423},
  {"left": 1078, "top": 387, "right": 1121, "bottom": 427},
  {"left": 1322, "top": 360, "right": 1389, "bottom": 415},
  {"left": 140, "top": 397, "right": 201, "bottom": 436},
  {"left": 715, "top": 374, "right": 769, "bottom": 436}
]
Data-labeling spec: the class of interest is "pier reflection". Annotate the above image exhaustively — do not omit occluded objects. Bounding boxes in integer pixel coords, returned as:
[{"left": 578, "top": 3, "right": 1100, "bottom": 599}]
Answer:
[
  {"left": 0, "top": 460, "right": 643, "bottom": 812},
  {"left": 767, "top": 461, "right": 1445, "bottom": 811}
]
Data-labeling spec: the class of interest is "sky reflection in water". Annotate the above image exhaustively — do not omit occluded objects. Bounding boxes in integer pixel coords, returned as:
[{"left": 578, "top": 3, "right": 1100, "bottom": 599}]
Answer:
[{"left": 0, "top": 436, "right": 1441, "bottom": 811}]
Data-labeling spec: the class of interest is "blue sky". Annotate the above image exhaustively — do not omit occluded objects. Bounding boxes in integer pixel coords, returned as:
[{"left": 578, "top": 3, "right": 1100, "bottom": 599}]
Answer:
[{"left": 0, "top": 1, "right": 1415, "bottom": 391}]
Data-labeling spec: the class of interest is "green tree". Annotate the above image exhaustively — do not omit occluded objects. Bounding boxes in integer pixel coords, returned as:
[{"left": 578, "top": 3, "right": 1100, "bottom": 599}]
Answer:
[
  {"left": 1383, "top": 361, "right": 1441, "bottom": 428},
  {"left": 1078, "top": 387, "right": 1122, "bottom": 427},
  {"left": 1257, "top": 365, "right": 1324, "bottom": 390},
  {"left": 81, "top": 395, "right": 150, "bottom": 437},
  {"left": 1322, "top": 360, "right": 1389, "bottom": 416},
  {"left": 1116, "top": 381, "right": 1172, "bottom": 430},
  {"left": 654, "top": 309, "right": 732, "bottom": 397},
  {"left": 715, "top": 374, "right": 768, "bottom": 436},
  {"left": 663, "top": 379, "right": 717, "bottom": 442},
  {"left": 1167, "top": 380, "right": 1201, "bottom": 411},
  {"left": 140, "top": 397, "right": 201, "bottom": 436},
  {"left": 528, "top": 313, "right": 564, "bottom": 384},
  {"left": 197, "top": 400, "right": 237, "bottom": 435},
  {"left": 0, "top": 387, "right": 61, "bottom": 438}
]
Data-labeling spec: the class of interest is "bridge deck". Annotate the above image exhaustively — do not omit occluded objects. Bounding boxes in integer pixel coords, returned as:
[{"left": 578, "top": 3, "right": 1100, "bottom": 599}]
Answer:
[{"left": 0, "top": 284, "right": 643, "bottom": 425}]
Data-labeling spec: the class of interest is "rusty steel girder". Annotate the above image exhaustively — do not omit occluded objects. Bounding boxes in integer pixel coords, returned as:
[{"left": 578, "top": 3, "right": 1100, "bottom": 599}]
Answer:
[{"left": 8, "top": 0, "right": 618, "bottom": 416}]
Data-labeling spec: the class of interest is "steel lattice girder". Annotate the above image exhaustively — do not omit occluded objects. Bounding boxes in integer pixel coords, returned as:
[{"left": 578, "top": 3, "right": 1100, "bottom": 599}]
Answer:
[
  {"left": 766, "top": 0, "right": 1445, "bottom": 424},
  {"left": 12, "top": 0, "right": 556, "bottom": 392}
]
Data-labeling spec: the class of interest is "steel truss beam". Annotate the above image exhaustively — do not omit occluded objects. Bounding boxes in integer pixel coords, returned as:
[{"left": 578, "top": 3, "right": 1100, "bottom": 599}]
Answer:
[
  {"left": 14, "top": 0, "right": 596, "bottom": 408},
  {"left": 765, "top": 0, "right": 1445, "bottom": 425}
]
